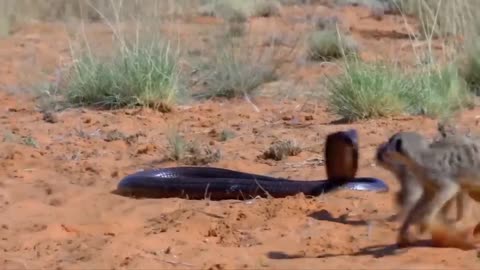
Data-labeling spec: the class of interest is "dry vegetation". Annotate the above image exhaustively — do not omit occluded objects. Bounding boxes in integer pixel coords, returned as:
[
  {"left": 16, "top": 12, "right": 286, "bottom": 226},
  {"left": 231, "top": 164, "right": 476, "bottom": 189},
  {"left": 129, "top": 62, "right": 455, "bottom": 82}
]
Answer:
[
  {"left": 2, "top": 0, "right": 479, "bottom": 121},
  {"left": 2, "top": 0, "right": 480, "bottom": 269}
]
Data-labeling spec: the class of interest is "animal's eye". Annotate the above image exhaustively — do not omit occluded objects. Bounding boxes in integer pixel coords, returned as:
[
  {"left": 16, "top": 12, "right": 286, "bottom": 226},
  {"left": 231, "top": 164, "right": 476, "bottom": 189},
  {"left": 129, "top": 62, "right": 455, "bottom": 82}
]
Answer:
[{"left": 394, "top": 139, "right": 403, "bottom": 153}]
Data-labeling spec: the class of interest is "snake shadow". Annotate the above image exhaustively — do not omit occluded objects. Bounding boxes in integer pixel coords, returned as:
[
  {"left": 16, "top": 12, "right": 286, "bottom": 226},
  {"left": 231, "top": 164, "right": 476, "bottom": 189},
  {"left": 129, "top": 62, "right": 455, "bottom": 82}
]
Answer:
[{"left": 267, "top": 240, "right": 433, "bottom": 260}]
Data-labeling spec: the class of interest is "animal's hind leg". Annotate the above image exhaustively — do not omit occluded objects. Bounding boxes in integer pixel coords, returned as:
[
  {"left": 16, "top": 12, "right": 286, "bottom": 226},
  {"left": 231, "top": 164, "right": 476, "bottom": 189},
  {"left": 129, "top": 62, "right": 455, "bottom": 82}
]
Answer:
[
  {"left": 455, "top": 192, "right": 469, "bottom": 222},
  {"left": 419, "top": 193, "right": 459, "bottom": 234},
  {"left": 398, "top": 180, "right": 460, "bottom": 246},
  {"left": 421, "top": 182, "right": 460, "bottom": 230}
]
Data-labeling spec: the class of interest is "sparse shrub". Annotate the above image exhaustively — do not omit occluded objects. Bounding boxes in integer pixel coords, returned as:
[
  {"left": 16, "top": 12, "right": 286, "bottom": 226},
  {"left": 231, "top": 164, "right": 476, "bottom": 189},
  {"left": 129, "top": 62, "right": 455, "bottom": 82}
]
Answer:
[
  {"left": 341, "top": 0, "right": 479, "bottom": 38},
  {"left": 252, "top": 0, "right": 280, "bottom": 17},
  {"left": 388, "top": 0, "right": 479, "bottom": 38},
  {"left": 461, "top": 42, "right": 480, "bottom": 95},
  {"left": 2, "top": 131, "right": 16, "bottom": 143},
  {"left": 198, "top": 2, "right": 217, "bottom": 17},
  {"left": 166, "top": 130, "right": 221, "bottom": 165},
  {"left": 2, "top": 131, "right": 39, "bottom": 148},
  {"left": 183, "top": 144, "right": 222, "bottom": 165},
  {"left": 167, "top": 129, "right": 189, "bottom": 161},
  {"left": 307, "top": 30, "right": 358, "bottom": 61},
  {"left": 42, "top": 111, "right": 59, "bottom": 123},
  {"left": 199, "top": 44, "right": 277, "bottom": 98},
  {"left": 104, "top": 129, "right": 127, "bottom": 142},
  {"left": 199, "top": 1, "right": 248, "bottom": 37},
  {"left": 208, "top": 128, "right": 236, "bottom": 141},
  {"left": 367, "top": 1, "right": 388, "bottom": 20},
  {"left": 219, "top": 129, "right": 236, "bottom": 141},
  {"left": 326, "top": 59, "right": 409, "bottom": 121},
  {"left": 64, "top": 41, "right": 182, "bottom": 111},
  {"left": 277, "top": 0, "right": 305, "bottom": 5},
  {"left": 315, "top": 16, "right": 340, "bottom": 30},
  {"left": 377, "top": 0, "right": 402, "bottom": 14},
  {"left": 215, "top": 2, "right": 248, "bottom": 23},
  {"left": 22, "top": 136, "right": 39, "bottom": 148},
  {"left": 221, "top": 3, "right": 248, "bottom": 37},
  {"left": 226, "top": 22, "right": 246, "bottom": 37}
]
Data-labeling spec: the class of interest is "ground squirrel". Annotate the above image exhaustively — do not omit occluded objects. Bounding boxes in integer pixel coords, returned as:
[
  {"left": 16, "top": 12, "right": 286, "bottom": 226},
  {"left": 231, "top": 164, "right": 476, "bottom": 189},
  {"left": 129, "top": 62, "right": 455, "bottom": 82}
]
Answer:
[{"left": 376, "top": 130, "right": 480, "bottom": 246}]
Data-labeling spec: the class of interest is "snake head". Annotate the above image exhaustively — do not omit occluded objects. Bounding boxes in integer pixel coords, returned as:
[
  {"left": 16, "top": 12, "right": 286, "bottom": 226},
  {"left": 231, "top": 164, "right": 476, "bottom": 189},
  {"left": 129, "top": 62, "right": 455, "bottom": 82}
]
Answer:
[
  {"left": 324, "top": 129, "right": 360, "bottom": 181},
  {"left": 341, "top": 129, "right": 358, "bottom": 148}
]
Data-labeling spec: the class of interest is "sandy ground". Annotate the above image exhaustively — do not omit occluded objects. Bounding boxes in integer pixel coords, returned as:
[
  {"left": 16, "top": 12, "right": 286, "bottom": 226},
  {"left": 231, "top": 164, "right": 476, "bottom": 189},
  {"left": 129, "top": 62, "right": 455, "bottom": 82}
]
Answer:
[{"left": 1, "top": 3, "right": 480, "bottom": 270}]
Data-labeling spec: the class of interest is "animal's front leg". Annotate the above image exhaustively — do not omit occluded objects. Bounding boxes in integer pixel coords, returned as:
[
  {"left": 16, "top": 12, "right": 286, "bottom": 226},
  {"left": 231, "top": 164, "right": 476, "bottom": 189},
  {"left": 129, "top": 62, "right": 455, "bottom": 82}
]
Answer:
[
  {"left": 398, "top": 179, "right": 459, "bottom": 247},
  {"left": 397, "top": 191, "right": 428, "bottom": 247}
]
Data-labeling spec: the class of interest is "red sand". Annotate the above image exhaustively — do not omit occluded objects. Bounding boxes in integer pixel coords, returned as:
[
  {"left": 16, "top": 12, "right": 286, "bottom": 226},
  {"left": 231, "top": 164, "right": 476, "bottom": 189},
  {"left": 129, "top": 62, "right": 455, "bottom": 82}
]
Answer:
[{"left": 1, "top": 3, "right": 480, "bottom": 269}]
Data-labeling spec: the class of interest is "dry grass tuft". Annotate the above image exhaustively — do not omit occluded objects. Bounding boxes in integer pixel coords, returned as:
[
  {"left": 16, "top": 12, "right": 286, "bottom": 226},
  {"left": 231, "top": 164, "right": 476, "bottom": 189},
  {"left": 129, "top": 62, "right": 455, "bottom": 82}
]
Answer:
[
  {"left": 261, "top": 139, "right": 302, "bottom": 161},
  {"left": 307, "top": 30, "right": 358, "bottom": 61},
  {"left": 166, "top": 129, "right": 221, "bottom": 165},
  {"left": 251, "top": 0, "right": 281, "bottom": 18}
]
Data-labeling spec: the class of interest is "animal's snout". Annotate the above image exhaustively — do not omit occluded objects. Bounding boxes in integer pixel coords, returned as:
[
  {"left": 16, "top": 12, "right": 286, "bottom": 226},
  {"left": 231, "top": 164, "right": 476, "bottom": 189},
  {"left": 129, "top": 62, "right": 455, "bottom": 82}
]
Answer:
[{"left": 375, "top": 143, "right": 387, "bottom": 163}]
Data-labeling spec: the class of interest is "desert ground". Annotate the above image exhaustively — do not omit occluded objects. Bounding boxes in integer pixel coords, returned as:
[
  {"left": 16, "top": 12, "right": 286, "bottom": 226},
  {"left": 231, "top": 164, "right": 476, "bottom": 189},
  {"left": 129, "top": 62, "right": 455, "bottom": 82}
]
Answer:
[{"left": 1, "top": 1, "right": 480, "bottom": 269}]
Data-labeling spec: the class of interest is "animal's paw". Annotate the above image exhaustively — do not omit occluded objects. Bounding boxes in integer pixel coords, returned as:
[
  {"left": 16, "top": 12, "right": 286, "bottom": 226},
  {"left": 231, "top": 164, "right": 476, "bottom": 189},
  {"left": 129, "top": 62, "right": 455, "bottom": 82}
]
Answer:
[
  {"left": 396, "top": 232, "right": 416, "bottom": 248},
  {"left": 417, "top": 222, "right": 429, "bottom": 235}
]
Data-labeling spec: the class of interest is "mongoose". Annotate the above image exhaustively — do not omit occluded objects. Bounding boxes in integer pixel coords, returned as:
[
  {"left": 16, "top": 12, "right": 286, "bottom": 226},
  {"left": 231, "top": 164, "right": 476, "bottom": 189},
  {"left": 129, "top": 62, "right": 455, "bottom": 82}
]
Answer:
[{"left": 376, "top": 131, "right": 480, "bottom": 246}]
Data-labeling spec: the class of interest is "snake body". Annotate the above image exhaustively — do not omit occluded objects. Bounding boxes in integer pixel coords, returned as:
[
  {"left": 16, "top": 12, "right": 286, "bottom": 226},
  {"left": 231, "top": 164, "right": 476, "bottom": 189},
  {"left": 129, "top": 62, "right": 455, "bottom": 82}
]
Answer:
[{"left": 115, "top": 129, "right": 389, "bottom": 200}]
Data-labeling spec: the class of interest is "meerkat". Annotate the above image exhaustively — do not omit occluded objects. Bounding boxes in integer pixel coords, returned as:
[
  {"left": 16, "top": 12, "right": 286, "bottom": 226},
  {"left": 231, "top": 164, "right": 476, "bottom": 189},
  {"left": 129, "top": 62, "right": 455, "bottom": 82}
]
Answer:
[
  {"left": 433, "top": 122, "right": 476, "bottom": 222},
  {"left": 376, "top": 126, "right": 471, "bottom": 226},
  {"left": 377, "top": 131, "right": 480, "bottom": 246},
  {"left": 436, "top": 121, "right": 475, "bottom": 144},
  {"left": 376, "top": 137, "right": 423, "bottom": 222}
]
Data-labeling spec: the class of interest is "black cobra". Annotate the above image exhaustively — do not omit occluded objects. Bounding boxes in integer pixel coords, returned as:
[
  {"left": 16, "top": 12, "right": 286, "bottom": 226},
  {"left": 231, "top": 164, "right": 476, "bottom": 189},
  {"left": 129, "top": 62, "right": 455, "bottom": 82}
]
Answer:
[{"left": 114, "top": 129, "right": 388, "bottom": 200}]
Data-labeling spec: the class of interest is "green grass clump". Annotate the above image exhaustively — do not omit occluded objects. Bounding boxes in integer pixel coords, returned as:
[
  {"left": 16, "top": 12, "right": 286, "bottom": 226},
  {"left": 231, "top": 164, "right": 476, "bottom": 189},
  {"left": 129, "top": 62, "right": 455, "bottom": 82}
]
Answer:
[
  {"left": 327, "top": 58, "right": 474, "bottom": 121},
  {"left": 326, "top": 60, "right": 409, "bottom": 121},
  {"left": 65, "top": 41, "right": 182, "bottom": 110},
  {"left": 307, "top": 30, "right": 358, "bottom": 61},
  {"left": 404, "top": 64, "right": 474, "bottom": 118}
]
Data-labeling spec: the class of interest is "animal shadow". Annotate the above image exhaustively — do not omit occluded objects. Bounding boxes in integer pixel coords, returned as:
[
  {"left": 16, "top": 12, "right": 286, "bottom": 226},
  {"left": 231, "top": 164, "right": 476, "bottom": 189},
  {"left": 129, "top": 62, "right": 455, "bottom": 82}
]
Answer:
[
  {"left": 308, "top": 209, "right": 369, "bottom": 226},
  {"left": 267, "top": 240, "right": 433, "bottom": 260}
]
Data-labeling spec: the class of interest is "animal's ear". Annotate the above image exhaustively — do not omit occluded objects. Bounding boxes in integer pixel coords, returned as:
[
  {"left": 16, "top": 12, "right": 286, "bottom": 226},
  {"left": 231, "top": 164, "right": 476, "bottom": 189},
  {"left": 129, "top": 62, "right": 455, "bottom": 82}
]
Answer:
[
  {"left": 394, "top": 138, "right": 403, "bottom": 154},
  {"left": 387, "top": 134, "right": 396, "bottom": 144}
]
